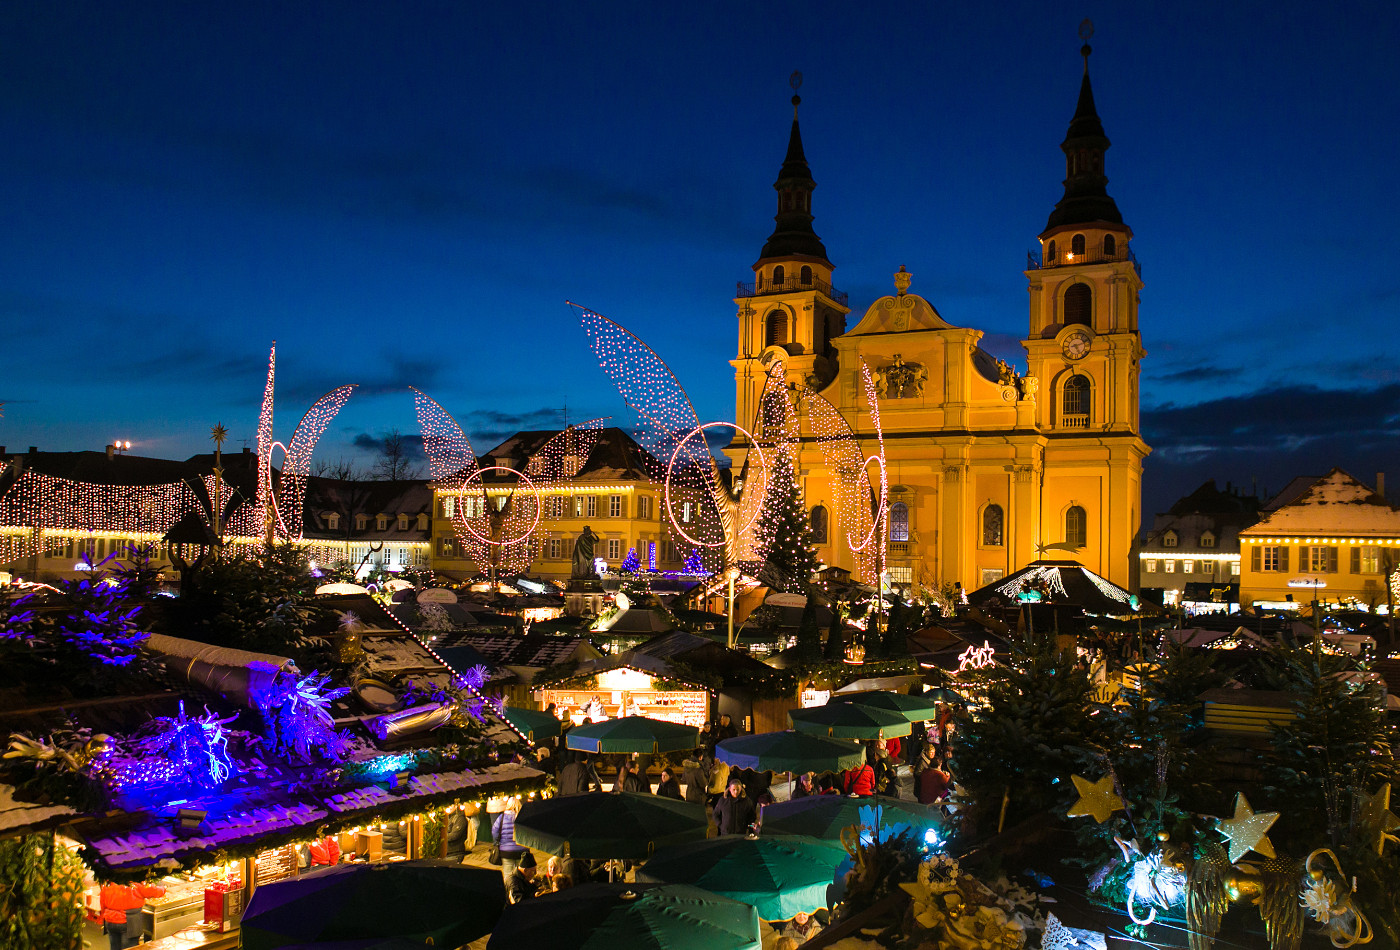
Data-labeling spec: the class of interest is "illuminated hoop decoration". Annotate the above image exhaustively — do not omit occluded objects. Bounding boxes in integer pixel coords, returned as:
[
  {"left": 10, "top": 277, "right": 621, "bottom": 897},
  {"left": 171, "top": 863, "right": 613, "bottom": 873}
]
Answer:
[
  {"left": 577, "top": 304, "right": 790, "bottom": 576},
  {"left": 455, "top": 466, "right": 543, "bottom": 546},
  {"left": 253, "top": 345, "right": 356, "bottom": 544}
]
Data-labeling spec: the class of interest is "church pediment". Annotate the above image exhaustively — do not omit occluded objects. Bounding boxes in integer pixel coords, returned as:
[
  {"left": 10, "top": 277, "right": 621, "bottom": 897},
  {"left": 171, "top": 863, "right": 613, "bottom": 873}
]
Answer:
[{"left": 847, "top": 291, "right": 954, "bottom": 335}]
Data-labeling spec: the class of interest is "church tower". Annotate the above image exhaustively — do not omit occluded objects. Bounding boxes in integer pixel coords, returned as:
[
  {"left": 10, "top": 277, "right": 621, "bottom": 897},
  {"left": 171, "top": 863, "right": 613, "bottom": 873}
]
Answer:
[
  {"left": 732, "top": 74, "right": 850, "bottom": 433},
  {"left": 1023, "top": 23, "right": 1148, "bottom": 585}
]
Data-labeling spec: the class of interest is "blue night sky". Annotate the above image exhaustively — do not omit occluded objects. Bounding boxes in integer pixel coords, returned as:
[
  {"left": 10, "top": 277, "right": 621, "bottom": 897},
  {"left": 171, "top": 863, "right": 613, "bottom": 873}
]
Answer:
[{"left": 1, "top": 1, "right": 1397, "bottom": 517}]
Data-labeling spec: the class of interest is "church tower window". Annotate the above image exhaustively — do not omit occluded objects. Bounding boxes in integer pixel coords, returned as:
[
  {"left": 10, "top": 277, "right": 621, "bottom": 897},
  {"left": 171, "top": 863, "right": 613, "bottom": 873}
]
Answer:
[
  {"left": 889, "top": 502, "right": 910, "bottom": 542},
  {"left": 1047, "top": 240, "right": 1056, "bottom": 264},
  {"left": 1103, "top": 234, "right": 1116, "bottom": 256},
  {"left": 982, "top": 504, "right": 1004, "bottom": 547},
  {"left": 1064, "top": 283, "right": 1092, "bottom": 327},
  {"left": 800, "top": 265, "right": 812, "bottom": 285},
  {"left": 1062, "top": 374, "right": 1091, "bottom": 426},
  {"left": 765, "top": 309, "right": 789, "bottom": 346},
  {"left": 809, "top": 505, "right": 828, "bottom": 543},
  {"left": 773, "top": 265, "right": 785, "bottom": 286},
  {"left": 1071, "top": 233, "right": 1085, "bottom": 256},
  {"left": 1065, "top": 505, "right": 1087, "bottom": 547}
]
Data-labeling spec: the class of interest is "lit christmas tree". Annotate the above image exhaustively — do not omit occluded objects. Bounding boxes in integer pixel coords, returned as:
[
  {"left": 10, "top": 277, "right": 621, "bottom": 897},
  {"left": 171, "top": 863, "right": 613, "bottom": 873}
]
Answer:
[
  {"left": 620, "top": 548, "right": 640, "bottom": 574},
  {"left": 754, "top": 446, "right": 817, "bottom": 593}
]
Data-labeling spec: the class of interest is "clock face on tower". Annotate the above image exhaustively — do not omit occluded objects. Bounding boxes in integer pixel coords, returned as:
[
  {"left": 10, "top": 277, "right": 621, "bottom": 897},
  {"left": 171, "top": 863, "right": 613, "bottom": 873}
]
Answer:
[{"left": 1061, "top": 329, "right": 1092, "bottom": 360}]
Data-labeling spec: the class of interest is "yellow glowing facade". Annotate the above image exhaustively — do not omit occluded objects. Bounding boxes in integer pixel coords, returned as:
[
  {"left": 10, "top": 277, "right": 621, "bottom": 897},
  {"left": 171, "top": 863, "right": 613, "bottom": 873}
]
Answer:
[{"left": 727, "top": 50, "right": 1147, "bottom": 594}]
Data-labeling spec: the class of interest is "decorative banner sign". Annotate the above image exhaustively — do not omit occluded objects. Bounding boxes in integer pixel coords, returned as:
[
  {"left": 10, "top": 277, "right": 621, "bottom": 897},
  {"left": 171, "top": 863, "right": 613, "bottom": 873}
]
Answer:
[
  {"left": 1287, "top": 576, "right": 1329, "bottom": 589},
  {"left": 417, "top": 588, "right": 459, "bottom": 604},
  {"left": 766, "top": 592, "right": 808, "bottom": 608}
]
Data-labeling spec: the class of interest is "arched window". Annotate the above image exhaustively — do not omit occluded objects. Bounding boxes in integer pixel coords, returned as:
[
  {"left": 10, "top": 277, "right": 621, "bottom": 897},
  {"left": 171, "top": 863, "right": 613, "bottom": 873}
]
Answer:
[
  {"left": 800, "top": 265, "right": 812, "bottom": 285},
  {"left": 982, "top": 504, "right": 1004, "bottom": 547},
  {"left": 889, "top": 502, "right": 910, "bottom": 542},
  {"left": 772, "top": 265, "right": 785, "bottom": 286},
  {"left": 1065, "top": 505, "right": 1087, "bottom": 547},
  {"left": 1062, "top": 374, "right": 1091, "bottom": 425},
  {"left": 1103, "top": 234, "right": 1116, "bottom": 256},
  {"left": 1071, "top": 233, "right": 1085, "bottom": 256},
  {"left": 1046, "top": 240, "right": 1056, "bottom": 263},
  {"left": 809, "top": 505, "right": 828, "bottom": 544},
  {"left": 765, "top": 309, "right": 789, "bottom": 346},
  {"left": 1064, "top": 283, "right": 1092, "bottom": 326}
]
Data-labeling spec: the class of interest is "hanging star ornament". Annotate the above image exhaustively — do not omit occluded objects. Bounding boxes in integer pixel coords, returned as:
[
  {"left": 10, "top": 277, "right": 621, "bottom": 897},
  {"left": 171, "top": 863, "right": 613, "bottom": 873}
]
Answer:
[
  {"left": 1354, "top": 783, "right": 1400, "bottom": 856},
  {"left": 1216, "top": 792, "right": 1279, "bottom": 864},
  {"left": 1067, "top": 773, "right": 1123, "bottom": 823}
]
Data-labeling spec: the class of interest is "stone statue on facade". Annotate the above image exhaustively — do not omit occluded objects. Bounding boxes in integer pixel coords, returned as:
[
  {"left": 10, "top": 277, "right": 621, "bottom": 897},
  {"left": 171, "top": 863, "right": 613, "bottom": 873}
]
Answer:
[
  {"left": 876, "top": 354, "right": 927, "bottom": 399},
  {"left": 571, "top": 525, "right": 599, "bottom": 579}
]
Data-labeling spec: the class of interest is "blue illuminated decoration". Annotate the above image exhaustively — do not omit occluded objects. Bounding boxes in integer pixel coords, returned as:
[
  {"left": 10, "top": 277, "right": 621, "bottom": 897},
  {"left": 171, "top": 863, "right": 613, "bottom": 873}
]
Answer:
[
  {"left": 684, "top": 548, "right": 705, "bottom": 574},
  {"left": 257, "top": 671, "right": 350, "bottom": 762},
  {"left": 463, "top": 665, "right": 490, "bottom": 691},
  {"left": 111, "top": 702, "right": 237, "bottom": 790},
  {"left": 362, "top": 752, "right": 420, "bottom": 776}
]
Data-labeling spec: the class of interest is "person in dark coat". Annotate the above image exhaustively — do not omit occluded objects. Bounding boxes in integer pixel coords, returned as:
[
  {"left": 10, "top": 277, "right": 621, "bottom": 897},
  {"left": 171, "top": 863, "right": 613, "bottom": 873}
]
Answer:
[
  {"left": 654, "top": 766, "right": 683, "bottom": 800},
  {"left": 616, "top": 761, "right": 650, "bottom": 793},
  {"left": 557, "top": 751, "right": 602, "bottom": 796},
  {"left": 713, "top": 778, "right": 757, "bottom": 835},
  {"left": 681, "top": 750, "right": 712, "bottom": 804},
  {"left": 713, "top": 714, "right": 739, "bottom": 745},
  {"left": 506, "top": 851, "right": 539, "bottom": 903},
  {"left": 792, "top": 772, "right": 818, "bottom": 799}
]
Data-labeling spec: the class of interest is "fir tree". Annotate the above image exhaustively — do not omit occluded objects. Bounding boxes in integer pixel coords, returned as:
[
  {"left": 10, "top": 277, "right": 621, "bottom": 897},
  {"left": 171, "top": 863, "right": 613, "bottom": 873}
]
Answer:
[
  {"left": 794, "top": 594, "right": 822, "bottom": 665},
  {"left": 620, "top": 548, "right": 640, "bottom": 574},
  {"left": 952, "top": 630, "right": 1096, "bottom": 828},
  {"left": 823, "top": 601, "right": 846, "bottom": 661},
  {"left": 754, "top": 447, "right": 817, "bottom": 592}
]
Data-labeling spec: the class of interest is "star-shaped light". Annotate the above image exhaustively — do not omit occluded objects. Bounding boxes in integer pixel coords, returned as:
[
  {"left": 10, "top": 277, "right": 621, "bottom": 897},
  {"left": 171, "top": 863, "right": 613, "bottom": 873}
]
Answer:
[
  {"left": 1217, "top": 792, "right": 1279, "bottom": 864},
  {"left": 1354, "top": 783, "right": 1400, "bottom": 856},
  {"left": 1067, "top": 773, "right": 1123, "bottom": 823}
]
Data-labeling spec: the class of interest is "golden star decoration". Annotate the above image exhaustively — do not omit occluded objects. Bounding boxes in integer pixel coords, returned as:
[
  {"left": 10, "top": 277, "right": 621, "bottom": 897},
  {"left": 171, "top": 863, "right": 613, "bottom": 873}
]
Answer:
[
  {"left": 1354, "top": 783, "right": 1400, "bottom": 856},
  {"left": 1217, "top": 792, "right": 1279, "bottom": 864},
  {"left": 1067, "top": 773, "right": 1123, "bottom": 823}
]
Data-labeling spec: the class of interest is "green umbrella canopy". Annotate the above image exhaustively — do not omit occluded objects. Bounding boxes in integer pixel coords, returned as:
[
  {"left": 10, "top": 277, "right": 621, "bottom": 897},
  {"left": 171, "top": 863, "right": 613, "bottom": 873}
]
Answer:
[
  {"left": 637, "top": 834, "right": 846, "bottom": 920},
  {"left": 502, "top": 705, "right": 562, "bottom": 741},
  {"left": 512, "top": 791, "right": 709, "bottom": 860},
  {"left": 487, "top": 882, "right": 761, "bottom": 950},
  {"left": 564, "top": 715, "right": 699, "bottom": 754},
  {"left": 240, "top": 860, "right": 506, "bottom": 950},
  {"left": 715, "top": 731, "right": 865, "bottom": 774},
  {"left": 788, "top": 703, "right": 912, "bottom": 740},
  {"left": 828, "top": 690, "right": 941, "bottom": 722},
  {"left": 759, "top": 794, "right": 944, "bottom": 841}
]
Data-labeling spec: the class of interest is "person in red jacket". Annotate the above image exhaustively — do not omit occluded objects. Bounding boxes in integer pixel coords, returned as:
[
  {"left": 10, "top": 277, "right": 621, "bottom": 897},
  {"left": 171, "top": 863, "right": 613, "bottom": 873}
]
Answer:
[
  {"left": 917, "top": 756, "right": 952, "bottom": 804},
  {"left": 309, "top": 835, "right": 341, "bottom": 866},
  {"left": 841, "top": 748, "right": 878, "bottom": 797},
  {"left": 101, "top": 881, "right": 165, "bottom": 950}
]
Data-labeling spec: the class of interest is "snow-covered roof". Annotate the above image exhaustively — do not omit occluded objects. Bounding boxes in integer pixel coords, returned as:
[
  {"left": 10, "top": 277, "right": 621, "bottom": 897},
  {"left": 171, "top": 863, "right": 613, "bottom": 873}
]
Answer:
[{"left": 1242, "top": 469, "right": 1400, "bottom": 537}]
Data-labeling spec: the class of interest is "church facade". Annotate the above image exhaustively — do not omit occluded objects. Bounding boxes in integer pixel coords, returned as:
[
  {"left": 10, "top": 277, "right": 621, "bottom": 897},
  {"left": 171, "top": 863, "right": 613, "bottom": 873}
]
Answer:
[{"left": 727, "top": 45, "right": 1148, "bottom": 595}]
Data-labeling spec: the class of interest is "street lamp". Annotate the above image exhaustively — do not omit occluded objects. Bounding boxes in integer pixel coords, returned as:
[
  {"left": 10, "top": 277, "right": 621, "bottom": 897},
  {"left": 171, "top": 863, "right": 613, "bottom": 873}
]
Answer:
[{"left": 113, "top": 440, "right": 131, "bottom": 455}]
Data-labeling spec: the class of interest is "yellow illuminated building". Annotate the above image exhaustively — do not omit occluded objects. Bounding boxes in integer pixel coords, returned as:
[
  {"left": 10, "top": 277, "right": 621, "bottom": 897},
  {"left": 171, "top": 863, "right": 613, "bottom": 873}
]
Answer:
[
  {"left": 428, "top": 427, "right": 684, "bottom": 580},
  {"left": 1238, "top": 469, "right": 1400, "bottom": 610},
  {"left": 727, "top": 47, "right": 1147, "bottom": 593}
]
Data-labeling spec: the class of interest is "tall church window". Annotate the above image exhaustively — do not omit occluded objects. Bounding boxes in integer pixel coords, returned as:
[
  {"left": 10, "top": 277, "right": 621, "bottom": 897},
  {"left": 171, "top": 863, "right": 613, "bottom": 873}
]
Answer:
[
  {"left": 800, "top": 265, "right": 812, "bottom": 285},
  {"left": 1064, "top": 283, "right": 1092, "bottom": 327},
  {"left": 766, "top": 309, "right": 789, "bottom": 346},
  {"left": 982, "top": 504, "right": 1004, "bottom": 547},
  {"left": 1103, "top": 234, "right": 1116, "bottom": 256},
  {"left": 1071, "top": 233, "right": 1085, "bottom": 256},
  {"left": 773, "top": 265, "right": 785, "bottom": 286},
  {"left": 1062, "top": 375, "right": 1091, "bottom": 425},
  {"left": 1065, "top": 505, "right": 1087, "bottom": 547},
  {"left": 809, "top": 505, "right": 828, "bottom": 544},
  {"left": 889, "top": 502, "right": 910, "bottom": 542}
]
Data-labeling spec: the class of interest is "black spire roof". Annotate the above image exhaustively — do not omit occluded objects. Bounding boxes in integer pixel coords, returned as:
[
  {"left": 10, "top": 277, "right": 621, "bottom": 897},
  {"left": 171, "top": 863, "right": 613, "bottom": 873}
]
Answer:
[
  {"left": 757, "top": 86, "right": 830, "bottom": 265},
  {"left": 1043, "top": 41, "right": 1124, "bottom": 233}
]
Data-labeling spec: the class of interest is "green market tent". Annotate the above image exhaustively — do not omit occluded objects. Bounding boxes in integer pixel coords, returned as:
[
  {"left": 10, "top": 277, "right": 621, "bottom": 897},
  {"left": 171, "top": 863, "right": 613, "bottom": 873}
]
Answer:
[
  {"left": 714, "top": 730, "right": 864, "bottom": 774},
  {"left": 486, "top": 882, "right": 761, "bottom": 950},
  {"left": 637, "top": 834, "right": 846, "bottom": 920},
  {"left": 758, "top": 794, "right": 944, "bottom": 841},
  {"left": 828, "top": 690, "right": 941, "bottom": 722},
  {"left": 787, "top": 702, "right": 912, "bottom": 740},
  {"left": 512, "top": 791, "right": 708, "bottom": 860},
  {"left": 564, "top": 715, "right": 698, "bottom": 754},
  {"left": 502, "top": 705, "right": 562, "bottom": 741}
]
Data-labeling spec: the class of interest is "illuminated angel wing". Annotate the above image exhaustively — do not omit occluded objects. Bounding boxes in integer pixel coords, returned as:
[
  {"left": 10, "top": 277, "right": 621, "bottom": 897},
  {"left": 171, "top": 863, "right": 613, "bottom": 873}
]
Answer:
[
  {"left": 1187, "top": 840, "right": 1231, "bottom": 950},
  {"left": 577, "top": 305, "right": 729, "bottom": 567},
  {"left": 413, "top": 388, "right": 488, "bottom": 569},
  {"left": 278, "top": 385, "right": 356, "bottom": 541},
  {"left": 255, "top": 345, "right": 277, "bottom": 520},
  {"left": 733, "top": 359, "right": 794, "bottom": 565},
  {"left": 1258, "top": 856, "right": 1304, "bottom": 950}
]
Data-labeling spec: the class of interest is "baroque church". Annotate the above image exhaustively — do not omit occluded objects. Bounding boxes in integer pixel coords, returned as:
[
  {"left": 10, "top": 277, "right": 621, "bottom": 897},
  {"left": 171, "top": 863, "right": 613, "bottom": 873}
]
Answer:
[{"left": 726, "top": 41, "right": 1147, "bottom": 594}]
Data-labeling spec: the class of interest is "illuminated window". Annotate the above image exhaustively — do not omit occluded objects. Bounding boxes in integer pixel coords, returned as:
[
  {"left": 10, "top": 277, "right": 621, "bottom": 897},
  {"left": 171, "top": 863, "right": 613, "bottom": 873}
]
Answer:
[
  {"left": 1302, "top": 545, "right": 1338, "bottom": 573},
  {"left": 1353, "top": 545, "right": 1381, "bottom": 573},
  {"left": 1071, "top": 233, "right": 1085, "bottom": 256},
  {"left": 1199, "top": 531, "right": 1215, "bottom": 548},
  {"left": 890, "top": 502, "right": 910, "bottom": 542},
  {"left": 376, "top": 514, "right": 388, "bottom": 531},
  {"left": 587, "top": 496, "right": 597, "bottom": 518},
  {"left": 607, "top": 538, "right": 621, "bottom": 560},
  {"left": 766, "top": 309, "right": 789, "bottom": 346},
  {"left": 1182, "top": 560, "right": 1194, "bottom": 574},
  {"left": 681, "top": 501, "right": 693, "bottom": 523},
  {"left": 1229, "top": 560, "right": 1241, "bottom": 575},
  {"left": 548, "top": 538, "right": 562, "bottom": 559},
  {"left": 326, "top": 513, "right": 340, "bottom": 531},
  {"left": 609, "top": 495, "right": 622, "bottom": 518},
  {"left": 441, "top": 496, "right": 455, "bottom": 518},
  {"left": 809, "top": 505, "right": 828, "bottom": 544},
  {"left": 439, "top": 536, "right": 458, "bottom": 557},
  {"left": 1103, "top": 234, "right": 1116, "bottom": 256},
  {"left": 982, "top": 504, "right": 1003, "bottom": 547},
  {"left": 980, "top": 568, "right": 1004, "bottom": 586},
  {"left": 1062, "top": 375, "right": 1091, "bottom": 424},
  {"left": 1164, "top": 560, "right": 1175, "bottom": 573},
  {"left": 1252, "top": 545, "right": 1288, "bottom": 573},
  {"left": 887, "top": 566, "right": 913, "bottom": 585},
  {"left": 1162, "top": 531, "right": 1178, "bottom": 548},
  {"left": 1144, "top": 559, "right": 1157, "bottom": 572},
  {"left": 1064, "top": 283, "right": 1092, "bottom": 327},
  {"left": 1065, "top": 506, "right": 1087, "bottom": 547}
]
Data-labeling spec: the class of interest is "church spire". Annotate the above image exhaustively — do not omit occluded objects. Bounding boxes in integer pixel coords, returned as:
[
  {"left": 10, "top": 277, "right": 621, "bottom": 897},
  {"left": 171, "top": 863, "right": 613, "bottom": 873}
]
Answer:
[
  {"left": 757, "top": 72, "right": 830, "bottom": 265},
  {"left": 1043, "top": 20, "right": 1124, "bottom": 234}
]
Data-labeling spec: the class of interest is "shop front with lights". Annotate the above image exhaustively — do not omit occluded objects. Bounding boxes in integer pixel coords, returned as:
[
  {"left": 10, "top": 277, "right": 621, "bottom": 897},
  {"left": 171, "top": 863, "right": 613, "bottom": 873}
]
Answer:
[{"left": 537, "top": 664, "right": 711, "bottom": 727}]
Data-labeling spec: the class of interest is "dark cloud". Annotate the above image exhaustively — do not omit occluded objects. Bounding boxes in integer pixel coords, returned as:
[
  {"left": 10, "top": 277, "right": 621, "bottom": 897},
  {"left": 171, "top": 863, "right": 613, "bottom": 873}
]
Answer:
[
  {"left": 350, "top": 431, "right": 426, "bottom": 452},
  {"left": 1141, "top": 383, "right": 1400, "bottom": 515},
  {"left": 1147, "top": 364, "right": 1237, "bottom": 385}
]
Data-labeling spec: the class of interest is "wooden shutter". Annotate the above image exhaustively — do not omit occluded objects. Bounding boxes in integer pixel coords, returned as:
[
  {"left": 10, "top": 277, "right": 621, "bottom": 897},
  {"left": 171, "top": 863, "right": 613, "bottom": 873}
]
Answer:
[
  {"left": 1280, "top": 547, "right": 1289, "bottom": 573},
  {"left": 1325, "top": 546, "right": 1338, "bottom": 573},
  {"left": 1350, "top": 546, "right": 1360, "bottom": 573},
  {"left": 1251, "top": 546, "right": 1260, "bottom": 571}
]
